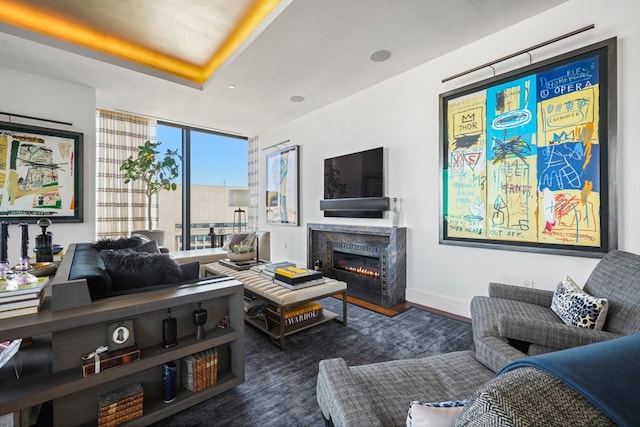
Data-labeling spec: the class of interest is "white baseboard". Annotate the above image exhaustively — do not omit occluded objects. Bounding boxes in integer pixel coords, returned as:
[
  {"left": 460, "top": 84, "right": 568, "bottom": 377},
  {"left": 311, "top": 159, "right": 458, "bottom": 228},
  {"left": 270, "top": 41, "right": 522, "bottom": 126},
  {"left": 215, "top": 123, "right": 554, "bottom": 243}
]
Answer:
[{"left": 405, "top": 288, "right": 471, "bottom": 318}]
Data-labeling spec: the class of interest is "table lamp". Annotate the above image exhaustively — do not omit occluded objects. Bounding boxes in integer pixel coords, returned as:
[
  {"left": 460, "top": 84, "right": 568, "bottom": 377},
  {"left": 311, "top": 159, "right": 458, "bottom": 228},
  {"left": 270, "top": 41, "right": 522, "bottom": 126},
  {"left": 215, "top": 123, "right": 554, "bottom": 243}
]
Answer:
[{"left": 228, "top": 189, "right": 249, "bottom": 232}]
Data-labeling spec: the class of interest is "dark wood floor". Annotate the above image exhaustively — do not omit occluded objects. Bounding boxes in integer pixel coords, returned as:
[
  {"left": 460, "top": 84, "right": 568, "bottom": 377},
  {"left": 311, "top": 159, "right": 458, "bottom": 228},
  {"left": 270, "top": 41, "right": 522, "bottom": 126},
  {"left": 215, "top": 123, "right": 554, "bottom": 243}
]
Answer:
[{"left": 334, "top": 294, "right": 471, "bottom": 323}]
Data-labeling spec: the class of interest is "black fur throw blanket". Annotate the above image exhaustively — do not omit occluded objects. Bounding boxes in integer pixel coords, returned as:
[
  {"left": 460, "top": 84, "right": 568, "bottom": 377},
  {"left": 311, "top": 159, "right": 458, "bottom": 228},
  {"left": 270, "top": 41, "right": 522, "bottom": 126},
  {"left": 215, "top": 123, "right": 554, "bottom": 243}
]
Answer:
[
  {"left": 100, "top": 250, "right": 182, "bottom": 291},
  {"left": 93, "top": 236, "right": 145, "bottom": 251}
]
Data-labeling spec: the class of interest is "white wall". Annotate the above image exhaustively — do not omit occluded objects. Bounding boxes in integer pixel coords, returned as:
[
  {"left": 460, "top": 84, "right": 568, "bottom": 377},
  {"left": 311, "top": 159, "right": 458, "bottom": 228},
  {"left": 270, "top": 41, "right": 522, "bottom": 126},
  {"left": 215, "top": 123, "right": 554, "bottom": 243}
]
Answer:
[
  {"left": 258, "top": 0, "right": 640, "bottom": 317},
  {"left": 0, "top": 0, "right": 636, "bottom": 318},
  {"left": 0, "top": 66, "right": 96, "bottom": 261}
]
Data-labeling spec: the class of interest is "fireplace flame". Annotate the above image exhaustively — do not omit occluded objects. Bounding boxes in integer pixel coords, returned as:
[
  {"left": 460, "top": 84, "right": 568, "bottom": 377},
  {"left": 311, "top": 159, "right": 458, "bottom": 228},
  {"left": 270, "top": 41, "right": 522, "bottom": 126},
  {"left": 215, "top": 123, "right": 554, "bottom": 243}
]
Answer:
[{"left": 344, "top": 265, "right": 380, "bottom": 279}]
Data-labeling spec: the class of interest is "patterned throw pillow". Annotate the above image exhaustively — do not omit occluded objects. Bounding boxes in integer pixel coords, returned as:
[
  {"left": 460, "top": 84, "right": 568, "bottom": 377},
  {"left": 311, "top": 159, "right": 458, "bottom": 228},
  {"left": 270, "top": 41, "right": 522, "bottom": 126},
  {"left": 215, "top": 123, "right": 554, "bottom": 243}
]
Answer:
[
  {"left": 406, "top": 400, "right": 467, "bottom": 427},
  {"left": 550, "top": 275, "right": 609, "bottom": 330}
]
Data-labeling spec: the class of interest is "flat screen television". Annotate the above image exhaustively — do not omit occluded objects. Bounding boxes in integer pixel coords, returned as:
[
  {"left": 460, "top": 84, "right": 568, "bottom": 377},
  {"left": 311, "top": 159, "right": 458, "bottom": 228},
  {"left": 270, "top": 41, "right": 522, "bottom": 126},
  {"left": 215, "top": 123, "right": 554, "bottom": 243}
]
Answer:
[{"left": 323, "top": 147, "right": 384, "bottom": 218}]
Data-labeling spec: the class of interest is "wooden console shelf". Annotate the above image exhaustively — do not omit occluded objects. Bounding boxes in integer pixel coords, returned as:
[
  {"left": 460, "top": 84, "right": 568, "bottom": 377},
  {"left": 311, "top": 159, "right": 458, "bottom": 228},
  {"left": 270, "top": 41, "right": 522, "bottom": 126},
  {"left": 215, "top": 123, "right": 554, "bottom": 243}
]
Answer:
[{"left": 0, "top": 277, "right": 245, "bottom": 426}]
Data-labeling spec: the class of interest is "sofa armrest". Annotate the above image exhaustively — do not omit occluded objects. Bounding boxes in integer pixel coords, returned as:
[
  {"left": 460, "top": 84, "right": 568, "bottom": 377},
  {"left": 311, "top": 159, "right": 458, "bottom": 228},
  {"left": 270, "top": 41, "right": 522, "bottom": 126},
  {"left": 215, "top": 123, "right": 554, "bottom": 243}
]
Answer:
[
  {"left": 317, "top": 358, "right": 384, "bottom": 427},
  {"left": 456, "top": 367, "right": 614, "bottom": 426},
  {"left": 497, "top": 314, "right": 621, "bottom": 350},
  {"left": 474, "top": 336, "right": 528, "bottom": 373},
  {"left": 488, "top": 282, "right": 554, "bottom": 306}
]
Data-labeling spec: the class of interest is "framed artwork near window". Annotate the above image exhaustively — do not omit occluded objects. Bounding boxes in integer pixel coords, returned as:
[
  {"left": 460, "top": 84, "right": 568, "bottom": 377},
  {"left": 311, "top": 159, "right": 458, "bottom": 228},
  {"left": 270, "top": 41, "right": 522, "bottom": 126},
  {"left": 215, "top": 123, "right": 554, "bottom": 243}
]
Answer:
[
  {"left": 439, "top": 37, "right": 617, "bottom": 257},
  {"left": 266, "top": 145, "right": 299, "bottom": 226},
  {"left": 0, "top": 121, "right": 83, "bottom": 222}
]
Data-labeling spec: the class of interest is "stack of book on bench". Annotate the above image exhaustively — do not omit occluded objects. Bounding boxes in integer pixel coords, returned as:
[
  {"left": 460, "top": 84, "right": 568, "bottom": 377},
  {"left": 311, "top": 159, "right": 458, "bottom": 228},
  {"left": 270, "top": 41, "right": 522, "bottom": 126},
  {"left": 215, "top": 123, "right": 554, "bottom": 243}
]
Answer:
[
  {"left": 250, "top": 261, "right": 294, "bottom": 279},
  {"left": 0, "top": 276, "right": 49, "bottom": 320},
  {"left": 266, "top": 301, "right": 323, "bottom": 332},
  {"left": 97, "top": 382, "right": 143, "bottom": 427},
  {"left": 273, "top": 266, "right": 325, "bottom": 290}
]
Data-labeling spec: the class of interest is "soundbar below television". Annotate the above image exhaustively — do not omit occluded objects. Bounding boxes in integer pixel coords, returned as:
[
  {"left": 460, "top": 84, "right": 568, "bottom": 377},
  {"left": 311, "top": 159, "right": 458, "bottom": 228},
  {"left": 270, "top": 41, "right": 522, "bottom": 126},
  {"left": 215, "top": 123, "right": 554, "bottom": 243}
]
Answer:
[{"left": 322, "top": 147, "right": 386, "bottom": 218}]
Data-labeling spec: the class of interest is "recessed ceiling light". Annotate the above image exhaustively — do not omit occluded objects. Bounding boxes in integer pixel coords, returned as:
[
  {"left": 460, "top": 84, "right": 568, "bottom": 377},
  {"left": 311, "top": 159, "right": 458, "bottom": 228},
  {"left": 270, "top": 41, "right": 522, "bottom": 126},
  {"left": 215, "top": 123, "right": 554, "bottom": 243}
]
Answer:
[
  {"left": 290, "top": 95, "right": 305, "bottom": 102},
  {"left": 228, "top": 84, "right": 236, "bottom": 89},
  {"left": 370, "top": 49, "right": 391, "bottom": 62}
]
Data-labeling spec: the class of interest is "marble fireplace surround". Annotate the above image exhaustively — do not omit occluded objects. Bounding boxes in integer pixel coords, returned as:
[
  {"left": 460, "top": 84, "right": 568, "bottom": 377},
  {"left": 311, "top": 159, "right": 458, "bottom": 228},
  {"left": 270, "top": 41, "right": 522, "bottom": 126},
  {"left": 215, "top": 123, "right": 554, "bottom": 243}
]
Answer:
[{"left": 307, "top": 223, "right": 407, "bottom": 308}]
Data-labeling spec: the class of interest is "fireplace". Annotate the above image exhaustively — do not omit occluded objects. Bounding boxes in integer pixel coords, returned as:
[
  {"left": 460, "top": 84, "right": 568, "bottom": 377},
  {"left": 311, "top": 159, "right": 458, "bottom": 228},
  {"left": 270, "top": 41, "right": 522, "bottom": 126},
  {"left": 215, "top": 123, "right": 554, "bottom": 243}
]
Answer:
[
  {"left": 333, "top": 249, "right": 380, "bottom": 280},
  {"left": 308, "top": 224, "right": 406, "bottom": 308}
]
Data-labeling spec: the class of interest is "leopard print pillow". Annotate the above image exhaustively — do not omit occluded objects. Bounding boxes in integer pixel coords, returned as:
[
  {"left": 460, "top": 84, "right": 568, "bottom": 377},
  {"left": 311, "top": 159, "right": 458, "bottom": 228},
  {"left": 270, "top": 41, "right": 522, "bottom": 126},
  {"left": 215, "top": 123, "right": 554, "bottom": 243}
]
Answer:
[
  {"left": 406, "top": 400, "right": 468, "bottom": 427},
  {"left": 551, "top": 275, "right": 609, "bottom": 330}
]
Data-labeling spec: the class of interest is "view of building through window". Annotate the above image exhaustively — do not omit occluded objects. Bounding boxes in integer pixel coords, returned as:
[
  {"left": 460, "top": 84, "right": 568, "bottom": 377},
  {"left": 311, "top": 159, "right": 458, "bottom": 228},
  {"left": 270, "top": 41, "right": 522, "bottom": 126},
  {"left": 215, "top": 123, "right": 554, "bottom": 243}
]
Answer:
[{"left": 156, "top": 123, "right": 248, "bottom": 251}]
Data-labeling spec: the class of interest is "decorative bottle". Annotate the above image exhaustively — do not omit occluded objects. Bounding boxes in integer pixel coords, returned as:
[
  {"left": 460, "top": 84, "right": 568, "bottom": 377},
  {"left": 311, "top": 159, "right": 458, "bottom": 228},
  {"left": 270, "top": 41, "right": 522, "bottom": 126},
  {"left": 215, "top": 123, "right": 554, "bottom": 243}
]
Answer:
[
  {"left": 162, "top": 308, "right": 177, "bottom": 348},
  {"left": 162, "top": 361, "right": 177, "bottom": 403}
]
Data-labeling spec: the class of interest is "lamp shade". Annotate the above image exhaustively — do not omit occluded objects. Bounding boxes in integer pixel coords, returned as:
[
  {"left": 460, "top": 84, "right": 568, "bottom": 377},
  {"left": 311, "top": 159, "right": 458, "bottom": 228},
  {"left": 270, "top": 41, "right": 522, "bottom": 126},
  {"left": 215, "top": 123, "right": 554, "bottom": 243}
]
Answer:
[{"left": 228, "top": 189, "right": 249, "bottom": 207}]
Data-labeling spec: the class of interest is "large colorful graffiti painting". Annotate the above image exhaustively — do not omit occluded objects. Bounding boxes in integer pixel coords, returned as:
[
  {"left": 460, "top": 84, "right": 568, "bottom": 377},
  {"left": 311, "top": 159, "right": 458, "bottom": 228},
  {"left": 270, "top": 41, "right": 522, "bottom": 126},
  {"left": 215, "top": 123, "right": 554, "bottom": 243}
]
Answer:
[{"left": 441, "top": 38, "right": 616, "bottom": 256}]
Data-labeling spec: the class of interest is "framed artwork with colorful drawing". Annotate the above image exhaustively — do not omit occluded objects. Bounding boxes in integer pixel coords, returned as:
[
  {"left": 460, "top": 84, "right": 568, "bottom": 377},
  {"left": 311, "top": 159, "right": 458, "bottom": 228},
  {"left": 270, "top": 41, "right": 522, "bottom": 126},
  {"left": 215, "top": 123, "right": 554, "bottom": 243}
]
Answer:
[
  {"left": 266, "top": 145, "right": 299, "bottom": 226},
  {"left": 0, "top": 121, "right": 83, "bottom": 222},
  {"left": 439, "top": 38, "right": 616, "bottom": 257}
]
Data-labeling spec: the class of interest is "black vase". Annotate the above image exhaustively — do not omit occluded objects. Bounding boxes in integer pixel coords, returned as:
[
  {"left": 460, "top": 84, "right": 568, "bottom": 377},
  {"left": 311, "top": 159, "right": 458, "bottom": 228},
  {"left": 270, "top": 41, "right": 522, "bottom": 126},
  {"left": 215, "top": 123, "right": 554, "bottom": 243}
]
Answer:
[
  {"left": 193, "top": 303, "right": 208, "bottom": 340},
  {"left": 162, "top": 309, "right": 177, "bottom": 349},
  {"left": 162, "top": 362, "right": 177, "bottom": 403}
]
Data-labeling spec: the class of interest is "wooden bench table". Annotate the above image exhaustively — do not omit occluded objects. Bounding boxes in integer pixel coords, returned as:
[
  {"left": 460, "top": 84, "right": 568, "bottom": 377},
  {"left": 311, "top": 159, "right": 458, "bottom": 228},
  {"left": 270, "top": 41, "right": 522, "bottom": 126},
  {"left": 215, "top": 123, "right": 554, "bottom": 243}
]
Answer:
[{"left": 204, "top": 263, "right": 347, "bottom": 349}]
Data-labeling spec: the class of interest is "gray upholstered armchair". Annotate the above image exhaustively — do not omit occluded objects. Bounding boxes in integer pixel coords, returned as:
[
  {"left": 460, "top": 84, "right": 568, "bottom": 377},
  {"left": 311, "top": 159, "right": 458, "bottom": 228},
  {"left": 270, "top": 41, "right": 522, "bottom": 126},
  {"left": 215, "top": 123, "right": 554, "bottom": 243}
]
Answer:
[{"left": 471, "top": 250, "right": 640, "bottom": 372}]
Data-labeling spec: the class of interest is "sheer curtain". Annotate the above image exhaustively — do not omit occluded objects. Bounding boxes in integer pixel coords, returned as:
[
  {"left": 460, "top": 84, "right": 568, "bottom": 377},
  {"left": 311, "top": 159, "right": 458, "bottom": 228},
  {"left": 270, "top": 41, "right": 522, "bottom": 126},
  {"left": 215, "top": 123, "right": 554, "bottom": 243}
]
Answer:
[
  {"left": 95, "top": 110, "right": 156, "bottom": 239},
  {"left": 247, "top": 135, "right": 259, "bottom": 231}
]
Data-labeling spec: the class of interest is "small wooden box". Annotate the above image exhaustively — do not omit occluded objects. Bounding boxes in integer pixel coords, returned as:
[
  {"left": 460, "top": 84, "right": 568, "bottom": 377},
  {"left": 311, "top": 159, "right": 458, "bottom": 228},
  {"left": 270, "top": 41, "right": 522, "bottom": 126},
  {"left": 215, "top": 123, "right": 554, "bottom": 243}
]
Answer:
[{"left": 82, "top": 345, "right": 141, "bottom": 377}]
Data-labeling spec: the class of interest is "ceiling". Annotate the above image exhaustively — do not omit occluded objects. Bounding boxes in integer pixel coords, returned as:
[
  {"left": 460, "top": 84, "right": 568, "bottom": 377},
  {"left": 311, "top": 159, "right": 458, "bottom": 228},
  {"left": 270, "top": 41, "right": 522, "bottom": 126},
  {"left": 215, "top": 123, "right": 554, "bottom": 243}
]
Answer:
[{"left": 0, "top": 0, "right": 569, "bottom": 137}]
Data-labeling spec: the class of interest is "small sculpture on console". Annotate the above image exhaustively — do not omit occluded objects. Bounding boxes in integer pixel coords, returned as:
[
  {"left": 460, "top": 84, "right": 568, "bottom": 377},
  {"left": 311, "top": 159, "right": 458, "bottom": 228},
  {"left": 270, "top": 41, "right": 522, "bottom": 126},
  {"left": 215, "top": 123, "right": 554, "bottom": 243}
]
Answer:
[
  {"left": 35, "top": 218, "right": 54, "bottom": 263},
  {"left": 193, "top": 303, "right": 208, "bottom": 340},
  {"left": 162, "top": 308, "right": 177, "bottom": 348}
]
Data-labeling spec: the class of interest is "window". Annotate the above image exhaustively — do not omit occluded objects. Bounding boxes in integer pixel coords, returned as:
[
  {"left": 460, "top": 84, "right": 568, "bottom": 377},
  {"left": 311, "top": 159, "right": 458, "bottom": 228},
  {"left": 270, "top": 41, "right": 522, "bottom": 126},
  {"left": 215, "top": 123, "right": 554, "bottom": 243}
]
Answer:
[{"left": 157, "top": 123, "right": 248, "bottom": 251}]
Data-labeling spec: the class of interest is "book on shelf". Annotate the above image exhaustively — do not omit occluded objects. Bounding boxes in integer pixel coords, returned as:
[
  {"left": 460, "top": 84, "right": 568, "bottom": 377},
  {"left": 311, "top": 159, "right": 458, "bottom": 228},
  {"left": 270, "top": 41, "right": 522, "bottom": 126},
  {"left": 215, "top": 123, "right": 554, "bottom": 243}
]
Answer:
[
  {"left": 204, "top": 350, "right": 211, "bottom": 391},
  {"left": 0, "top": 304, "right": 41, "bottom": 320},
  {"left": 262, "top": 261, "right": 296, "bottom": 273},
  {"left": 182, "top": 348, "right": 218, "bottom": 392},
  {"left": 274, "top": 268, "right": 323, "bottom": 283},
  {"left": 0, "top": 289, "right": 45, "bottom": 312},
  {"left": 98, "top": 382, "right": 143, "bottom": 402},
  {"left": 194, "top": 351, "right": 205, "bottom": 392},
  {"left": 98, "top": 407, "right": 143, "bottom": 427},
  {"left": 244, "top": 296, "right": 269, "bottom": 317},
  {"left": 98, "top": 394, "right": 143, "bottom": 416},
  {"left": 82, "top": 345, "right": 141, "bottom": 377},
  {"left": 266, "top": 306, "right": 323, "bottom": 330},
  {"left": 269, "top": 301, "right": 322, "bottom": 318},
  {"left": 98, "top": 383, "right": 143, "bottom": 420},
  {"left": 212, "top": 348, "right": 218, "bottom": 383},
  {"left": 273, "top": 276, "right": 326, "bottom": 290},
  {"left": 249, "top": 265, "right": 276, "bottom": 280},
  {"left": 181, "top": 354, "right": 196, "bottom": 391},
  {"left": 265, "top": 301, "right": 323, "bottom": 322},
  {"left": 0, "top": 288, "right": 42, "bottom": 303},
  {"left": 0, "top": 276, "right": 49, "bottom": 298},
  {"left": 260, "top": 272, "right": 275, "bottom": 281},
  {"left": 273, "top": 266, "right": 320, "bottom": 279}
]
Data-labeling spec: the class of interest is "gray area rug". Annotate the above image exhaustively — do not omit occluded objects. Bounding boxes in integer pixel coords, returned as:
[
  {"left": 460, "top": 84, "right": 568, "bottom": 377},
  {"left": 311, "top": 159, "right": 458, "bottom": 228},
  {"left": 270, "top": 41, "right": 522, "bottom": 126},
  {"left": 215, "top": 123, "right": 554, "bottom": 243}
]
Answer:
[{"left": 152, "top": 298, "right": 474, "bottom": 427}]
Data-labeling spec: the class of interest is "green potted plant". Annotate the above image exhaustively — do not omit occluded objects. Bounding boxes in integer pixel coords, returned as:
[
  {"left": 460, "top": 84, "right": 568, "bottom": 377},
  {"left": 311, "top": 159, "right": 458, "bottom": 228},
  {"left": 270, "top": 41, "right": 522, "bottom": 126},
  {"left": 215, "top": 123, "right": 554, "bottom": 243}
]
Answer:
[
  {"left": 120, "top": 140, "right": 181, "bottom": 245},
  {"left": 227, "top": 242, "right": 256, "bottom": 262}
]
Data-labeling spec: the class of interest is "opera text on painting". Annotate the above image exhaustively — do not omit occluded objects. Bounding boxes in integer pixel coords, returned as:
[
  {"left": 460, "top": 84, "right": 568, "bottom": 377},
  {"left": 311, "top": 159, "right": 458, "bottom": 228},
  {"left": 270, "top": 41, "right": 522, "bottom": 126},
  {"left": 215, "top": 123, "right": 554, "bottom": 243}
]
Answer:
[{"left": 536, "top": 56, "right": 601, "bottom": 246}]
